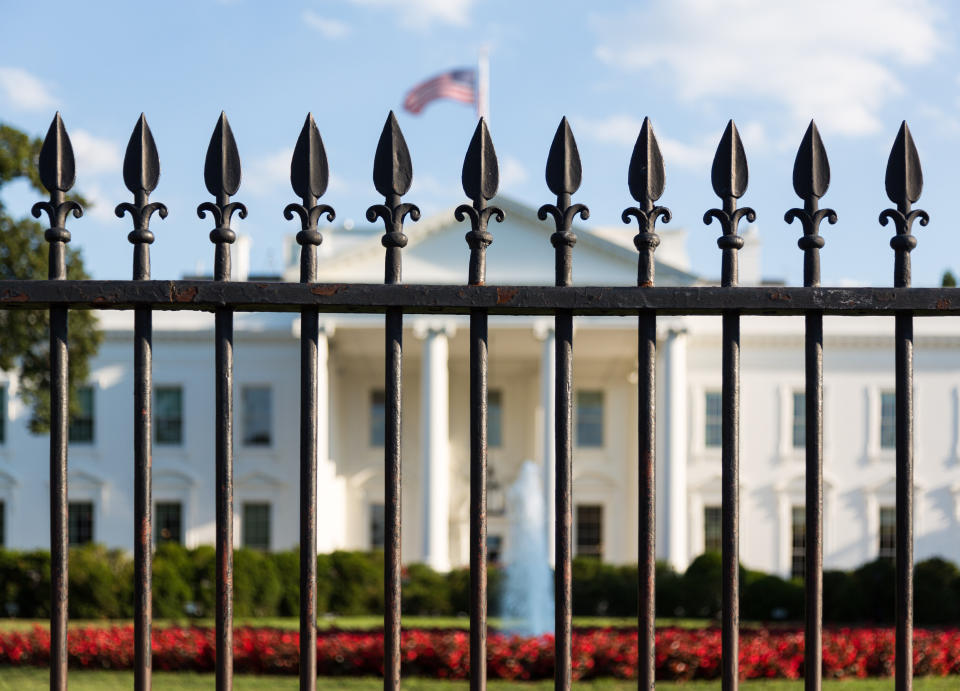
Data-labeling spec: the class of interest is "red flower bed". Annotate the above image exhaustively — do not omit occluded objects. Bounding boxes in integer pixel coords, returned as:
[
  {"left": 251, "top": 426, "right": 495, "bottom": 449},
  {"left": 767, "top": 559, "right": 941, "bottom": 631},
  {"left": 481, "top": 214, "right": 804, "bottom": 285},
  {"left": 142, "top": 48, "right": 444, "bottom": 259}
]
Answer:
[{"left": 0, "top": 625, "right": 959, "bottom": 679}]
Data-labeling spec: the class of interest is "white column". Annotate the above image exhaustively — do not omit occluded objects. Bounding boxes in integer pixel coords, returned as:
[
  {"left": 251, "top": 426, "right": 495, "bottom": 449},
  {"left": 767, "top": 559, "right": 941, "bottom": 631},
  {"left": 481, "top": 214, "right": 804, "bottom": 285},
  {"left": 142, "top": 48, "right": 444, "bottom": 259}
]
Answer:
[
  {"left": 316, "top": 322, "right": 344, "bottom": 553},
  {"left": 418, "top": 322, "right": 452, "bottom": 572},
  {"left": 535, "top": 320, "right": 556, "bottom": 567},
  {"left": 663, "top": 326, "right": 689, "bottom": 570}
]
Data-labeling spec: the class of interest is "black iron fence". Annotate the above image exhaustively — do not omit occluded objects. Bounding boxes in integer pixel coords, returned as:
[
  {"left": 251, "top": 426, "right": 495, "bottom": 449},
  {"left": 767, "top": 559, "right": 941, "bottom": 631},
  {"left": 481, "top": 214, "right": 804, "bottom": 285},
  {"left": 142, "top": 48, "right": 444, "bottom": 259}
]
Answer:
[{"left": 11, "top": 109, "right": 941, "bottom": 691}]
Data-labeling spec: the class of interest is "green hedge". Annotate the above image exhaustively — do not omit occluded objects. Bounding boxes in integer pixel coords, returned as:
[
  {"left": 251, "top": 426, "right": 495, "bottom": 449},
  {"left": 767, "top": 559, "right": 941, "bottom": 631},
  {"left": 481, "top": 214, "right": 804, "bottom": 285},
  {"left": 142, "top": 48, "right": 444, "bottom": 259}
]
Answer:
[{"left": 1, "top": 545, "right": 958, "bottom": 624}]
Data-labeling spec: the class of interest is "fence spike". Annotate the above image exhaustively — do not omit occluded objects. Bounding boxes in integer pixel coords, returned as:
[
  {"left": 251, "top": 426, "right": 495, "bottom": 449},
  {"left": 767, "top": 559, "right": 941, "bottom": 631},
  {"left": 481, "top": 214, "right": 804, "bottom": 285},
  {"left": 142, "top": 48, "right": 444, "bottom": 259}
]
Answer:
[
  {"left": 786, "top": 120, "right": 836, "bottom": 288},
  {"left": 545, "top": 117, "right": 582, "bottom": 198},
  {"left": 291, "top": 113, "right": 329, "bottom": 203},
  {"left": 123, "top": 114, "right": 161, "bottom": 196},
  {"left": 373, "top": 111, "right": 413, "bottom": 199},
  {"left": 628, "top": 117, "right": 665, "bottom": 207},
  {"left": 38, "top": 112, "right": 76, "bottom": 194},
  {"left": 793, "top": 120, "right": 830, "bottom": 201},
  {"left": 116, "top": 115, "right": 167, "bottom": 270},
  {"left": 711, "top": 119, "right": 748, "bottom": 201},
  {"left": 461, "top": 118, "right": 499, "bottom": 203},
  {"left": 623, "top": 118, "right": 670, "bottom": 287},
  {"left": 204, "top": 112, "right": 242, "bottom": 200},
  {"left": 885, "top": 121, "right": 923, "bottom": 208},
  {"left": 457, "top": 118, "right": 504, "bottom": 286}
]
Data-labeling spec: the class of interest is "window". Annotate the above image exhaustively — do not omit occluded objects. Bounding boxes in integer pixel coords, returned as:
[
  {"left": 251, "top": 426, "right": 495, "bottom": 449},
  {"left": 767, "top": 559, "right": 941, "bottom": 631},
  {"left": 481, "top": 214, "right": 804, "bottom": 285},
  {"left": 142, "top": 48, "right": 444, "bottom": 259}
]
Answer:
[
  {"left": 369, "top": 503, "right": 385, "bottom": 550},
  {"left": 488, "top": 389, "right": 503, "bottom": 447},
  {"left": 370, "top": 390, "right": 385, "bottom": 447},
  {"left": 242, "top": 386, "right": 272, "bottom": 446},
  {"left": 704, "top": 506, "right": 722, "bottom": 554},
  {"left": 705, "top": 392, "right": 722, "bottom": 448},
  {"left": 155, "top": 501, "right": 182, "bottom": 545},
  {"left": 68, "top": 501, "right": 94, "bottom": 545},
  {"left": 575, "top": 504, "right": 603, "bottom": 558},
  {"left": 0, "top": 385, "right": 6, "bottom": 444},
  {"left": 880, "top": 391, "right": 896, "bottom": 449},
  {"left": 791, "top": 506, "right": 805, "bottom": 579},
  {"left": 879, "top": 506, "right": 896, "bottom": 561},
  {"left": 576, "top": 391, "right": 604, "bottom": 447},
  {"left": 155, "top": 387, "right": 183, "bottom": 445},
  {"left": 792, "top": 391, "right": 805, "bottom": 449},
  {"left": 69, "top": 386, "right": 94, "bottom": 443},
  {"left": 0, "top": 500, "right": 5, "bottom": 547},
  {"left": 487, "top": 534, "right": 503, "bottom": 564},
  {"left": 242, "top": 502, "right": 270, "bottom": 550}
]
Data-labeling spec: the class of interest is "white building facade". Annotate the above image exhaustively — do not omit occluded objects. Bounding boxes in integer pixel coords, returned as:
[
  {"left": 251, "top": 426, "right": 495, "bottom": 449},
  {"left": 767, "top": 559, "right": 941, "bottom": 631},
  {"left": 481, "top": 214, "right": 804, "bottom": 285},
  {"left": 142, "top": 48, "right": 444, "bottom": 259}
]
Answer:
[{"left": 0, "top": 198, "right": 958, "bottom": 579}]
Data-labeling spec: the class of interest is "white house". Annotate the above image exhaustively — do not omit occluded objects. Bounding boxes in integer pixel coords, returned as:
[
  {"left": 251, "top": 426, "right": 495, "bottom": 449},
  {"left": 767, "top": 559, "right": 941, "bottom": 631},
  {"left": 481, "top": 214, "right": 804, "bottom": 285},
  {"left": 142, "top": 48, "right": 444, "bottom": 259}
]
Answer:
[{"left": 0, "top": 197, "right": 958, "bottom": 579}]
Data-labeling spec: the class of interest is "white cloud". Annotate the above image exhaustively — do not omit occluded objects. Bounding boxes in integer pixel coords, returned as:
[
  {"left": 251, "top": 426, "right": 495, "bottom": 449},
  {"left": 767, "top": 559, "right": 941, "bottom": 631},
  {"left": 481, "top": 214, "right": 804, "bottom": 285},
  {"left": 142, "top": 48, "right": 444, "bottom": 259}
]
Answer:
[
  {"left": 0, "top": 67, "right": 57, "bottom": 111},
  {"left": 346, "top": 0, "right": 474, "bottom": 28},
  {"left": 244, "top": 147, "right": 293, "bottom": 197},
  {"left": 592, "top": 0, "right": 944, "bottom": 137},
  {"left": 574, "top": 114, "right": 716, "bottom": 170},
  {"left": 500, "top": 156, "right": 528, "bottom": 189},
  {"left": 302, "top": 10, "right": 350, "bottom": 38},
  {"left": 71, "top": 130, "right": 123, "bottom": 176}
]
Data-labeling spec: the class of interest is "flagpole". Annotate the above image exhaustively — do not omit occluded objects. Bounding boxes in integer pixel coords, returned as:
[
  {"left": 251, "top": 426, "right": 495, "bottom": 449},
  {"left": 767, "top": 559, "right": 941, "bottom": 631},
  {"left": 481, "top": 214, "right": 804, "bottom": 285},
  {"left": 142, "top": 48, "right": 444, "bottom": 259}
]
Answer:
[{"left": 478, "top": 47, "right": 490, "bottom": 121}]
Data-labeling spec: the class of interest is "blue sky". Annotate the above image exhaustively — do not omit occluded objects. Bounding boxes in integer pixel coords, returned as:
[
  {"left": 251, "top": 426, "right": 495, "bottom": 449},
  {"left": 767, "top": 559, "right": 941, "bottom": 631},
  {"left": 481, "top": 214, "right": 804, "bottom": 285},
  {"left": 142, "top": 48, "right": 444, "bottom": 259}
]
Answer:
[{"left": 1, "top": 0, "right": 958, "bottom": 286}]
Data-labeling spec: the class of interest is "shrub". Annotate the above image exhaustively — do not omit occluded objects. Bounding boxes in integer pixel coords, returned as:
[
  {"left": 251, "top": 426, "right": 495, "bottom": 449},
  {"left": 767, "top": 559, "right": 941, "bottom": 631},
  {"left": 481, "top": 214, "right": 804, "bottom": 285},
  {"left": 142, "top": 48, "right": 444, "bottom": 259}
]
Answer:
[
  {"left": 741, "top": 574, "right": 802, "bottom": 621},
  {"left": 67, "top": 544, "right": 133, "bottom": 619},
  {"left": 327, "top": 550, "right": 383, "bottom": 615},
  {"left": 233, "top": 548, "right": 283, "bottom": 617},
  {"left": 152, "top": 542, "right": 193, "bottom": 618},
  {"left": 914, "top": 557, "right": 960, "bottom": 625},
  {"left": 402, "top": 563, "right": 449, "bottom": 615}
]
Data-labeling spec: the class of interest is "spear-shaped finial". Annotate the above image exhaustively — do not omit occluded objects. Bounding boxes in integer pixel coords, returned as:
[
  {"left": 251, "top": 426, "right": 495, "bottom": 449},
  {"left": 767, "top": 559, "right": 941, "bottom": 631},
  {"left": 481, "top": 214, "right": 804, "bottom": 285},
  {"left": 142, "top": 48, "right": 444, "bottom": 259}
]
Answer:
[
  {"left": 456, "top": 118, "right": 505, "bottom": 285},
  {"left": 284, "top": 113, "right": 336, "bottom": 283},
  {"left": 538, "top": 117, "right": 589, "bottom": 287},
  {"left": 704, "top": 120, "right": 755, "bottom": 287},
  {"left": 31, "top": 112, "right": 83, "bottom": 280},
  {"left": 622, "top": 117, "right": 671, "bottom": 287},
  {"left": 880, "top": 121, "right": 928, "bottom": 288},
  {"left": 115, "top": 114, "right": 167, "bottom": 280},
  {"left": 197, "top": 112, "right": 247, "bottom": 281},
  {"left": 366, "top": 111, "right": 419, "bottom": 284},
  {"left": 785, "top": 120, "right": 837, "bottom": 287}
]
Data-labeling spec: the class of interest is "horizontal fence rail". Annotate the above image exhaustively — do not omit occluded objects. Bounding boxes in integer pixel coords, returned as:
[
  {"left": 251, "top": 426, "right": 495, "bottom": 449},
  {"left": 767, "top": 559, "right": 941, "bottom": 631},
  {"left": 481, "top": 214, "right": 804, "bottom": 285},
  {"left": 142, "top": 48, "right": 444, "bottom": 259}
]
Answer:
[{"left": 12, "top": 108, "right": 935, "bottom": 691}]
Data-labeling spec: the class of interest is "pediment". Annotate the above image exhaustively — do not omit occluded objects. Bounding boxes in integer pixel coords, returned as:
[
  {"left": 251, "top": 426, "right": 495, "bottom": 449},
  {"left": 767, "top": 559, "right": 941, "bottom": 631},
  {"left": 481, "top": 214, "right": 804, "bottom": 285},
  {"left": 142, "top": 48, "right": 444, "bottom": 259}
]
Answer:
[{"left": 309, "top": 197, "right": 699, "bottom": 287}]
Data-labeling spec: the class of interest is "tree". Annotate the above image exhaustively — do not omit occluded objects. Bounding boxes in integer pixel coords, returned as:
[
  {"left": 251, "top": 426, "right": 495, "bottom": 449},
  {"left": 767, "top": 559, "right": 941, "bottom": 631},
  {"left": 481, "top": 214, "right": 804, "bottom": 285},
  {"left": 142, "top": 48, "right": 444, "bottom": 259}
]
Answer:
[
  {"left": 0, "top": 123, "right": 101, "bottom": 432},
  {"left": 942, "top": 270, "right": 957, "bottom": 287}
]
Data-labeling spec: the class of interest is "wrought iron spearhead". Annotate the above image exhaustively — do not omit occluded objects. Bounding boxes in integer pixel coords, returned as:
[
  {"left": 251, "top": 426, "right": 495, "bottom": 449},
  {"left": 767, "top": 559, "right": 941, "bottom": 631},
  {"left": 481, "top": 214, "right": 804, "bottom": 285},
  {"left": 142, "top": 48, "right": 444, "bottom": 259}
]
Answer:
[
  {"left": 784, "top": 121, "right": 837, "bottom": 287},
  {"left": 538, "top": 117, "right": 589, "bottom": 287},
  {"left": 879, "top": 121, "right": 928, "bottom": 287},
  {"left": 703, "top": 120, "right": 755, "bottom": 287},
  {"left": 456, "top": 118, "right": 505, "bottom": 285},
  {"left": 31, "top": 113, "right": 83, "bottom": 250},
  {"left": 622, "top": 117, "right": 671, "bottom": 286},
  {"left": 197, "top": 112, "right": 247, "bottom": 246},
  {"left": 115, "top": 114, "right": 167, "bottom": 246},
  {"left": 366, "top": 111, "right": 419, "bottom": 284},
  {"left": 197, "top": 112, "right": 247, "bottom": 280},
  {"left": 284, "top": 114, "right": 336, "bottom": 283},
  {"left": 284, "top": 113, "right": 335, "bottom": 248}
]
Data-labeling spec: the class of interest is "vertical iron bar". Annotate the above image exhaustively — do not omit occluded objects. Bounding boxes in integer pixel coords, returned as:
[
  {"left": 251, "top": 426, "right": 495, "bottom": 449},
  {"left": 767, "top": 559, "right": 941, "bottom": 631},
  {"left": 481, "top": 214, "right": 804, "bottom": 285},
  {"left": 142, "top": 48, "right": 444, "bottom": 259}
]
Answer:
[
  {"left": 720, "top": 308, "right": 739, "bottom": 691},
  {"left": 469, "top": 308, "right": 487, "bottom": 691},
  {"left": 133, "top": 249, "right": 153, "bottom": 691},
  {"left": 804, "top": 312, "right": 823, "bottom": 691},
  {"left": 637, "top": 310, "right": 656, "bottom": 691},
  {"left": 300, "top": 290, "right": 318, "bottom": 690},
  {"left": 895, "top": 311, "right": 913, "bottom": 691},
  {"left": 50, "top": 302, "right": 68, "bottom": 691},
  {"left": 554, "top": 307, "right": 573, "bottom": 691},
  {"left": 384, "top": 305, "right": 403, "bottom": 691},
  {"left": 215, "top": 302, "right": 234, "bottom": 691}
]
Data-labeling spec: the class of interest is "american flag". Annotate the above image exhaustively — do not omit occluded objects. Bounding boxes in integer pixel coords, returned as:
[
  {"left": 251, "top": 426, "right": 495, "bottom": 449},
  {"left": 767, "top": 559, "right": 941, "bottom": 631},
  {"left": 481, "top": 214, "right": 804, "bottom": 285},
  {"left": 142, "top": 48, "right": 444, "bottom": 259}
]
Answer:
[{"left": 403, "top": 68, "right": 477, "bottom": 115}]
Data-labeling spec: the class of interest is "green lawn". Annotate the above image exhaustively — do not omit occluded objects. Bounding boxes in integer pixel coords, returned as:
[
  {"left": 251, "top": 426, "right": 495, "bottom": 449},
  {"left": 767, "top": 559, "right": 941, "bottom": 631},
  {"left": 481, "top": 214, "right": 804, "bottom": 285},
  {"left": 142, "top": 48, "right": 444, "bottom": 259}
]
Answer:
[{"left": 0, "top": 670, "right": 957, "bottom": 690}]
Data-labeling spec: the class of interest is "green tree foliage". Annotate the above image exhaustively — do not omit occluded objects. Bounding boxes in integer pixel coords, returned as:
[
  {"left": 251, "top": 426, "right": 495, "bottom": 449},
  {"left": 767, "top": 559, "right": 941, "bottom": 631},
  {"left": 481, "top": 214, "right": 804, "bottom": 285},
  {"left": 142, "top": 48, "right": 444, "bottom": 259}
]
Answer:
[
  {"left": 942, "top": 270, "right": 957, "bottom": 287},
  {"left": 0, "top": 123, "right": 101, "bottom": 432}
]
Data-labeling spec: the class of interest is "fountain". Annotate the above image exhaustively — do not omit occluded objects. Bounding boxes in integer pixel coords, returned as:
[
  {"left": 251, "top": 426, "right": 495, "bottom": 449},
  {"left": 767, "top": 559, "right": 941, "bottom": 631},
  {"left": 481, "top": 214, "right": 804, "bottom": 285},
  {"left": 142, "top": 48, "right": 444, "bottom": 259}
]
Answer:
[{"left": 500, "top": 460, "right": 555, "bottom": 636}]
